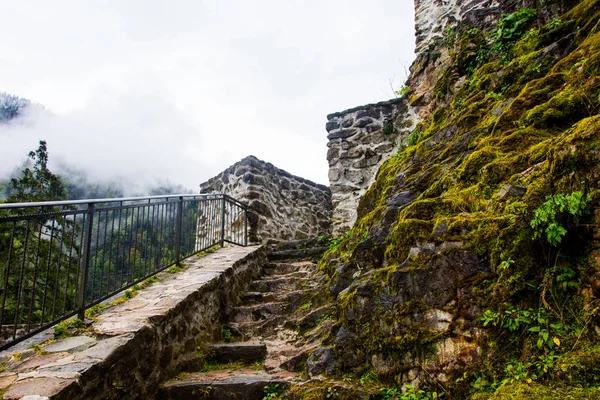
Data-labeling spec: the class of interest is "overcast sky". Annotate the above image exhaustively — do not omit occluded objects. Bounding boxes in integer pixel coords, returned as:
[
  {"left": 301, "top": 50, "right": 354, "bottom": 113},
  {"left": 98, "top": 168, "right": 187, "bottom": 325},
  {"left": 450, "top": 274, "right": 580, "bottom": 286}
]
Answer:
[{"left": 0, "top": 0, "right": 415, "bottom": 191}]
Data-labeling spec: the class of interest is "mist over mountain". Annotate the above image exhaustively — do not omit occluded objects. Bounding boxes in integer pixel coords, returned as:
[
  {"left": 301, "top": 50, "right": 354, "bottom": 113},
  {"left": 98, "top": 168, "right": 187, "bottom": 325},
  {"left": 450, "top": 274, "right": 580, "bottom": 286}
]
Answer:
[
  {"left": 0, "top": 91, "right": 192, "bottom": 201},
  {"left": 0, "top": 92, "right": 32, "bottom": 123}
]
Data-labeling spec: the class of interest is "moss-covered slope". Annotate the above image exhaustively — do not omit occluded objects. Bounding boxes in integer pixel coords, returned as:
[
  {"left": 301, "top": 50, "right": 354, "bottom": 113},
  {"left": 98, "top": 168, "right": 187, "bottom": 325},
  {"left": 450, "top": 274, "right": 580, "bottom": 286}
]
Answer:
[{"left": 316, "top": 0, "right": 600, "bottom": 398}]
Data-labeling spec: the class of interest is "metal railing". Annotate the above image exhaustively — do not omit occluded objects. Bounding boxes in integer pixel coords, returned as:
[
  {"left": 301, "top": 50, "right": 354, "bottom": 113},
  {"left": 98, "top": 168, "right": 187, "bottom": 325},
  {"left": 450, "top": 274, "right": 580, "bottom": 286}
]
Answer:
[{"left": 0, "top": 194, "right": 247, "bottom": 350}]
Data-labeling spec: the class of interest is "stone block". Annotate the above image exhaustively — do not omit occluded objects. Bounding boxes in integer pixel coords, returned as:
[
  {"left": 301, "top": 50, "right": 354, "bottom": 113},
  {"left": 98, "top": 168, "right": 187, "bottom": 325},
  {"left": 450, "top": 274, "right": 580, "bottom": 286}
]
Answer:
[
  {"left": 344, "top": 170, "right": 364, "bottom": 184},
  {"left": 325, "top": 120, "right": 340, "bottom": 132},
  {"left": 328, "top": 169, "right": 341, "bottom": 182},
  {"left": 327, "top": 129, "right": 357, "bottom": 140}
]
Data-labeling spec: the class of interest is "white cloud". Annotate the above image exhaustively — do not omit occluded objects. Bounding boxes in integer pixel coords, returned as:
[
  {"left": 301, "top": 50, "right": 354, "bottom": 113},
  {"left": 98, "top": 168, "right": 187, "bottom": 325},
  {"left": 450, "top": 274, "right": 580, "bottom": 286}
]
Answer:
[{"left": 0, "top": 0, "right": 415, "bottom": 189}]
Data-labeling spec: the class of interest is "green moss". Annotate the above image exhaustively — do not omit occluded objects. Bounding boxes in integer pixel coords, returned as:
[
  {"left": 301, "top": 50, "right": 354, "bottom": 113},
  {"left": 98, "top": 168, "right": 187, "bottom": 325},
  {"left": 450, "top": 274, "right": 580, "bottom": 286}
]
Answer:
[
  {"left": 489, "top": 381, "right": 600, "bottom": 399},
  {"left": 319, "top": 1, "right": 600, "bottom": 396}
]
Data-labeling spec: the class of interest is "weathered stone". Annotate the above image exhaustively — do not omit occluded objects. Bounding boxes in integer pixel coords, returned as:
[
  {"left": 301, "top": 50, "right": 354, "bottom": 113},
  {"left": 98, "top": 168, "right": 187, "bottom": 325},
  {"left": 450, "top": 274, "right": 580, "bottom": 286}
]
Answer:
[
  {"left": 325, "top": 98, "right": 416, "bottom": 235},
  {"left": 208, "top": 343, "right": 267, "bottom": 364},
  {"left": 371, "top": 353, "right": 399, "bottom": 375},
  {"left": 326, "top": 147, "right": 340, "bottom": 161},
  {"left": 0, "top": 374, "right": 17, "bottom": 390},
  {"left": 387, "top": 190, "right": 418, "bottom": 208},
  {"left": 160, "top": 372, "right": 289, "bottom": 400},
  {"left": 4, "top": 378, "right": 74, "bottom": 399},
  {"left": 354, "top": 117, "right": 373, "bottom": 128},
  {"left": 498, "top": 185, "right": 527, "bottom": 199},
  {"left": 307, "top": 346, "right": 337, "bottom": 377},
  {"left": 352, "top": 154, "right": 382, "bottom": 169},
  {"left": 344, "top": 170, "right": 364, "bottom": 184},
  {"left": 335, "top": 326, "right": 356, "bottom": 347},
  {"left": 200, "top": 156, "right": 332, "bottom": 243},
  {"left": 43, "top": 336, "right": 96, "bottom": 354},
  {"left": 341, "top": 118, "right": 354, "bottom": 128},
  {"left": 328, "top": 169, "right": 341, "bottom": 182},
  {"left": 327, "top": 129, "right": 357, "bottom": 140},
  {"left": 325, "top": 120, "right": 340, "bottom": 132},
  {"left": 422, "top": 309, "right": 453, "bottom": 332},
  {"left": 392, "top": 249, "right": 492, "bottom": 308}
]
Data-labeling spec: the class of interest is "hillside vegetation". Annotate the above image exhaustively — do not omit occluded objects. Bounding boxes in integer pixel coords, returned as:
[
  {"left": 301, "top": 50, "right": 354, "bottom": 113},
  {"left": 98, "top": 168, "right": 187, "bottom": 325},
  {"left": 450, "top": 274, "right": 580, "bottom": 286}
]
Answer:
[{"left": 317, "top": 0, "right": 600, "bottom": 398}]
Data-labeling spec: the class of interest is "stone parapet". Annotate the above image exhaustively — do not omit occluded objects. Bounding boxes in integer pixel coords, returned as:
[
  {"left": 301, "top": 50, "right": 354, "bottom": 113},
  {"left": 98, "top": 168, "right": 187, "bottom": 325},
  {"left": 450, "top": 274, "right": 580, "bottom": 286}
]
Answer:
[
  {"left": 0, "top": 246, "right": 266, "bottom": 400},
  {"left": 326, "top": 98, "right": 416, "bottom": 234},
  {"left": 200, "top": 156, "right": 332, "bottom": 243}
]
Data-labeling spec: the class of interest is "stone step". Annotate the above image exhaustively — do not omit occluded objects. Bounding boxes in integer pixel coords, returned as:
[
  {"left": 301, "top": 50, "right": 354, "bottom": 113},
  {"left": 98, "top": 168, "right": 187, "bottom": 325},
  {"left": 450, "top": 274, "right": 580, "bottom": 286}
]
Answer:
[
  {"left": 230, "top": 316, "right": 286, "bottom": 339},
  {"left": 267, "top": 247, "right": 328, "bottom": 261},
  {"left": 249, "top": 276, "right": 315, "bottom": 293},
  {"left": 261, "top": 270, "right": 312, "bottom": 280},
  {"left": 283, "top": 306, "right": 330, "bottom": 331},
  {"left": 263, "top": 261, "right": 318, "bottom": 275},
  {"left": 208, "top": 343, "right": 267, "bottom": 364},
  {"left": 159, "top": 370, "right": 291, "bottom": 400},
  {"left": 232, "top": 302, "right": 286, "bottom": 323},
  {"left": 241, "top": 290, "right": 306, "bottom": 307}
]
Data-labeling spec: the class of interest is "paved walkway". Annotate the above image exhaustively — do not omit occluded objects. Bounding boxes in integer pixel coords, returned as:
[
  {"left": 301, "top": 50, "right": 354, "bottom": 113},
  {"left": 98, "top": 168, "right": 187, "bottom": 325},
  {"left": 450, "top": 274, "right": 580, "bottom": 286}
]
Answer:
[{"left": 0, "top": 246, "right": 261, "bottom": 400}]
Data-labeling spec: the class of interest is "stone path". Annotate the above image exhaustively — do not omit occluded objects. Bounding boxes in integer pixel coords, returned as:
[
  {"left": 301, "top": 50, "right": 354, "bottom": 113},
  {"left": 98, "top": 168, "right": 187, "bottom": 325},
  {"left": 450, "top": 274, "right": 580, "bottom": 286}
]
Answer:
[
  {"left": 0, "top": 246, "right": 263, "bottom": 400},
  {"left": 158, "top": 258, "right": 329, "bottom": 400}
]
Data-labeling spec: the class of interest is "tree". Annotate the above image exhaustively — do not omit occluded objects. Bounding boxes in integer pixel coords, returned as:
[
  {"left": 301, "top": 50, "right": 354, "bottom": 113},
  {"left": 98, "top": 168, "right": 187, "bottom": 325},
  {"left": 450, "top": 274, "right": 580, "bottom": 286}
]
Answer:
[{"left": 7, "top": 141, "right": 66, "bottom": 203}]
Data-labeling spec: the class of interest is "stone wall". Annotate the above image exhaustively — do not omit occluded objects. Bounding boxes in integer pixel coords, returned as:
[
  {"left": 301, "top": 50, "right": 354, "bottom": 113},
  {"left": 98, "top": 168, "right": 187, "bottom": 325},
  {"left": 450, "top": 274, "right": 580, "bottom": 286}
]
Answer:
[
  {"left": 410, "top": 0, "right": 580, "bottom": 119},
  {"left": 326, "top": 98, "right": 416, "bottom": 235},
  {"left": 0, "top": 246, "right": 266, "bottom": 400},
  {"left": 200, "top": 156, "right": 332, "bottom": 243}
]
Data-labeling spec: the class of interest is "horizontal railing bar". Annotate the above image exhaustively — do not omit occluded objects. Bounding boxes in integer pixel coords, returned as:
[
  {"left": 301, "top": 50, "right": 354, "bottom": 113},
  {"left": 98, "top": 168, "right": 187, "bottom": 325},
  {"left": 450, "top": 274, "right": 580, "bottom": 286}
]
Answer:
[
  {"left": 222, "top": 194, "right": 248, "bottom": 209},
  {"left": 0, "top": 209, "right": 87, "bottom": 223},
  {"left": 0, "top": 193, "right": 227, "bottom": 210}
]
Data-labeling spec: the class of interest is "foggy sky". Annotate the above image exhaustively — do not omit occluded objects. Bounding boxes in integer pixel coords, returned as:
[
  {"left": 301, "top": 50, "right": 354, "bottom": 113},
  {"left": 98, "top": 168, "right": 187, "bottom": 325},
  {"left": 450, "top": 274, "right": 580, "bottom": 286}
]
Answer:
[{"left": 0, "top": 0, "right": 415, "bottom": 190}]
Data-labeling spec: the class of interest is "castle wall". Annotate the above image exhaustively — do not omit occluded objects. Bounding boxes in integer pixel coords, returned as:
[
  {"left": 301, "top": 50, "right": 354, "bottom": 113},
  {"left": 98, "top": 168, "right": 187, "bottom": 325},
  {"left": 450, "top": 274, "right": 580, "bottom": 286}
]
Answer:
[
  {"left": 326, "top": 98, "right": 416, "bottom": 235},
  {"left": 200, "top": 156, "right": 331, "bottom": 243}
]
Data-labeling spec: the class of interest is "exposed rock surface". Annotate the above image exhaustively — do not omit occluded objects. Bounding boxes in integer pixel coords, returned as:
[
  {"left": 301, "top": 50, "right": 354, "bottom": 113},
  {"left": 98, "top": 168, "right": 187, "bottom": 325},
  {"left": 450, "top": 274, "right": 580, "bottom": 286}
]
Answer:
[
  {"left": 326, "top": 99, "right": 417, "bottom": 234},
  {"left": 200, "top": 156, "right": 332, "bottom": 243},
  {"left": 318, "top": 0, "right": 600, "bottom": 396}
]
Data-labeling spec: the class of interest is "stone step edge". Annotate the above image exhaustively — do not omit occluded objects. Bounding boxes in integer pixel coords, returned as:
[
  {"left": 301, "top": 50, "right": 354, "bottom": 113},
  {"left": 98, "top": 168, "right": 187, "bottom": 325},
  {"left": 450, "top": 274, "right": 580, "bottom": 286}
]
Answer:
[{"left": 207, "top": 342, "right": 267, "bottom": 364}]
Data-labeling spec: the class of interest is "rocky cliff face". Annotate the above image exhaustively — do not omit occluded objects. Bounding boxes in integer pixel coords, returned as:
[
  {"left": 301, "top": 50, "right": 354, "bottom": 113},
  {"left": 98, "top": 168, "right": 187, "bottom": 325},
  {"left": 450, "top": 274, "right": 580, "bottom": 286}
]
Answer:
[
  {"left": 312, "top": 0, "right": 600, "bottom": 397},
  {"left": 200, "top": 156, "right": 331, "bottom": 243}
]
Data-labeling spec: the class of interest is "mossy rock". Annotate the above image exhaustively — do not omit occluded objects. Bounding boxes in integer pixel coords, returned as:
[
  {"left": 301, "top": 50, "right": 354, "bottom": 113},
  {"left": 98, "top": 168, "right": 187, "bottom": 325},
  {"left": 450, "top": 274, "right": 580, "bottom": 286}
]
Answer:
[{"left": 489, "top": 381, "right": 600, "bottom": 399}]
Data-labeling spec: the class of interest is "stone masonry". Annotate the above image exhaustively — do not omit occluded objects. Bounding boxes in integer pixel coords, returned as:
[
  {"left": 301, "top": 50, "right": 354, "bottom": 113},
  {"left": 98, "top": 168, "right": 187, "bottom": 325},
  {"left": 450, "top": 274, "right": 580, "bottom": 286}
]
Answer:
[
  {"left": 200, "top": 156, "right": 332, "bottom": 243},
  {"left": 326, "top": 98, "right": 416, "bottom": 235},
  {"left": 0, "top": 246, "right": 266, "bottom": 400}
]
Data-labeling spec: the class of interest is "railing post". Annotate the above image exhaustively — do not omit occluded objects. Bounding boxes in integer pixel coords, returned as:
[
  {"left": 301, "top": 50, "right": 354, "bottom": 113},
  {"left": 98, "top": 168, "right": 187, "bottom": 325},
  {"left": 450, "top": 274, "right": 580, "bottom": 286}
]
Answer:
[
  {"left": 175, "top": 196, "right": 183, "bottom": 264},
  {"left": 244, "top": 208, "right": 248, "bottom": 246},
  {"left": 77, "top": 202, "right": 95, "bottom": 321},
  {"left": 220, "top": 196, "right": 226, "bottom": 247}
]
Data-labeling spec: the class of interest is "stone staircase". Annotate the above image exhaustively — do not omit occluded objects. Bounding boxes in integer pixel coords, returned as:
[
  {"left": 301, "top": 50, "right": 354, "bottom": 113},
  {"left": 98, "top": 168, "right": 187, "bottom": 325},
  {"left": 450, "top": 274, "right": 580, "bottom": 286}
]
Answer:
[{"left": 157, "top": 247, "right": 328, "bottom": 400}]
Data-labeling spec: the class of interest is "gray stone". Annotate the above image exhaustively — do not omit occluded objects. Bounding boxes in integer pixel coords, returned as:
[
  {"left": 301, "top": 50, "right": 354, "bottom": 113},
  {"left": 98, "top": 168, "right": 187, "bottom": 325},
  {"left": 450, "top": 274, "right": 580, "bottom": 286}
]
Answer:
[
  {"left": 329, "top": 263, "right": 358, "bottom": 295},
  {"left": 160, "top": 373, "right": 289, "bottom": 400},
  {"left": 345, "top": 170, "right": 364, "bottom": 184},
  {"left": 335, "top": 326, "right": 356, "bottom": 347},
  {"left": 200, "top": 156, "right": 332, "bottom": 243},
  {"left": 43, "top": 336, "right": 96, "bottom": 354},
  {"left": 328, "top": 169, "right": 341, "bottom": 182},
  {"left": 325, "top": 120, "right": 340, "bottom": 132},
  {"left": 342, "top": 118, "right": 354, "bottom": 128},
  {"left": 307, "top": 346, "right": 337, "bottom": 377},
  {"left": 327, "top": 147, "right": 340, "bottom": 161},
  {"left": 387, "top": 190, "right": 418, "bottom": 208},
  {"left": 354, "top": 117, "right": 373, "bottom": 128},
  {"left": 327, "top": 129, "right": 357, "bottom": 140},
  {"left": 208, "top": 343, "right": 267, "bottom": 364},
  {"left": 498, "top": 185, "right": 527, "bottom": 199}
]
